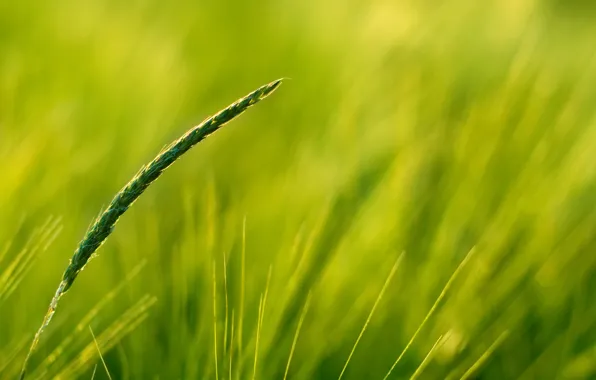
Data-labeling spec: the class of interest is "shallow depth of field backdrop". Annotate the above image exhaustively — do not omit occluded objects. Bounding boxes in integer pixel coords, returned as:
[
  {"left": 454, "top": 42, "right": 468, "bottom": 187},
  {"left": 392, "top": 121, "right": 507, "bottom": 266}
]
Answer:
[{"left": 2, "top": 0, "right": 596, "bottom": 379}]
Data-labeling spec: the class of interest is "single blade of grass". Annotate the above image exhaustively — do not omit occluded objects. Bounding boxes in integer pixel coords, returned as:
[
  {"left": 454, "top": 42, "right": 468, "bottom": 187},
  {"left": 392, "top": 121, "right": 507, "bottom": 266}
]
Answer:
[
  {"left": 213, "top": 260, "right": 219, "bottom": 380},
  {"left": 410, "top": 334, "right": 445, "bottom": 380},
  {"left": 283, "top": 292, "right": 312, "bottom": 380},
  {"left": 237, "top": 215, "right": 247, "bottom": 380},
  {"left": 229, "top": 310, "right": 235, "bottom": 380},
  {"left": 252, "top": 295, "right": 264, "bottom": 380},
  {"left": 90, "top": 364, "right": 97, "bottom": 380},
  {"left": 19, "top": 79, "right": 283, "bottom": 379},
  {"left": 338, "top": 253, "right": 404, "bottom": 380},
  {"left": 252, "top": 266, "right": 272, "bottom": 380},
  {"left": 460, "top": 331, "right": 509, "bottom": 380},
  {"left": 383, "top": 248, "right": 475, "bottom": 380},
  {"left": 223, "top": 251, "right": 229, "bottom": 356}
]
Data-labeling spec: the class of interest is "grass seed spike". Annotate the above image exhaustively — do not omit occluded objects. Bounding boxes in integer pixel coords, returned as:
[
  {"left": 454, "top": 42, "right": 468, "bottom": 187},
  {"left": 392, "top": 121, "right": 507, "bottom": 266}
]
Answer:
[{"left": 20, "top": 78, "right": 283, "bottom": 379}]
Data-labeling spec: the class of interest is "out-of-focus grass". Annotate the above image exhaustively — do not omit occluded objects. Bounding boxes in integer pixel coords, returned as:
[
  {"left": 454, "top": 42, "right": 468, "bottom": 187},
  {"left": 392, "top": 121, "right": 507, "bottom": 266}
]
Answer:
[{"left": 1, "top": 0, "right": 596, "bottom": 379}]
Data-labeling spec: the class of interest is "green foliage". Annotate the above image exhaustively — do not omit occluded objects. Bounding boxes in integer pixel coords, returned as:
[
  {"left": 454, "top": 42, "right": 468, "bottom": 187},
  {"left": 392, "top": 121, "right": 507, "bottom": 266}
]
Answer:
[{"left": 2, "top": 0, "right": 596, "bottom": 379}]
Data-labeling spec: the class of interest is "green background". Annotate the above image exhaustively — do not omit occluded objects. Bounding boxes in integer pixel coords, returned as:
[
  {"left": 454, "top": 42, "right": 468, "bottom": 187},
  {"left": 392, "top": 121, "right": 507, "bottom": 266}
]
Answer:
[{"left": 2, "top": 0, "right": 596, "bottom": 378}]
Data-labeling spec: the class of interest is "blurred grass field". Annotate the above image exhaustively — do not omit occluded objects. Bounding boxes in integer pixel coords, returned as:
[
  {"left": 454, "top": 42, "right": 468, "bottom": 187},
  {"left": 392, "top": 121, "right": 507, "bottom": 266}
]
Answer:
[{"left": 2, "top": 0, "right": 596, "bottom": 379}]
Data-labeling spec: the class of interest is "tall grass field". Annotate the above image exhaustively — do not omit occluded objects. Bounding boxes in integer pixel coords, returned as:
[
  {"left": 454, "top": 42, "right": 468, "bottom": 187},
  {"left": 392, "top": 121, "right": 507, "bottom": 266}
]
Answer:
[{"left": 2, "top": 0, "right": 596, "bottom": 379}]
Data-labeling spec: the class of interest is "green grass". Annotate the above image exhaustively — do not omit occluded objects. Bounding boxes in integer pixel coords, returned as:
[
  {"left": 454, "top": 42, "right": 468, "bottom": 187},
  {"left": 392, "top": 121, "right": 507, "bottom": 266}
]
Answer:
[
  {"left": 18, "top": 79, "right": 282, "bottom": 379},
  {"left": 2, "top": 0, "right": 596, "bottom": 379}
]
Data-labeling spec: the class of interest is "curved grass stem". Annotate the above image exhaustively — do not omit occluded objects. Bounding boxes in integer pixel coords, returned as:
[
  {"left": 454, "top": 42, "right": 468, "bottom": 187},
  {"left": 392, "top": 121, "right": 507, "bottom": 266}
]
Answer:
[{"left": 19, "top": 79, "right": 283, "bottom": 379}]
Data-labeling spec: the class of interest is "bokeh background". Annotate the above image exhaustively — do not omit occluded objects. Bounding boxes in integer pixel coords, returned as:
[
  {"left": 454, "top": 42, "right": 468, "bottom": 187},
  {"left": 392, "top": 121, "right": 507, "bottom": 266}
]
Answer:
[{"left": 2, "top": 0, "right": 596, "bottom": 379}]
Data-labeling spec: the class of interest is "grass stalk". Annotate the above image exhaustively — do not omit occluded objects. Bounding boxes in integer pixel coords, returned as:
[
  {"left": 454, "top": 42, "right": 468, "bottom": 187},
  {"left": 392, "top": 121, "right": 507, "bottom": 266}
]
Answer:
[
  {"left": 338, "top": 253, "right": 403, "bottom": 380},
  {"left": 229, "top": 310, "right": 235, "bottom": 380},
  {"left": 252, "top": 295, "right": 264, "bottom": 380},
  {"left": 237, "top": 216, "right": 247, "bottom": 380},
  {"left": 252, "top": 266, "right": 272, "bottom": 380},
  {"left": 383, "top": 247, "right": 475, "bottom": 380},
  {"left": 459, "top": 331, "right": 509, "bottom": 380},
  {"left": 283, "top": 292, "right": 312, "bottom": 380},
  {"left": 19, "top": 79, "right": 283, "bottom": 379},
  {"left": 223, "top": 251, "right": 229, "bottom": 356},
  {"left": 410, "top": 334, "right": 445, "bottom": 380},
  {"left": 213, "top": 260, "right": 219, "bottom": 380}
]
